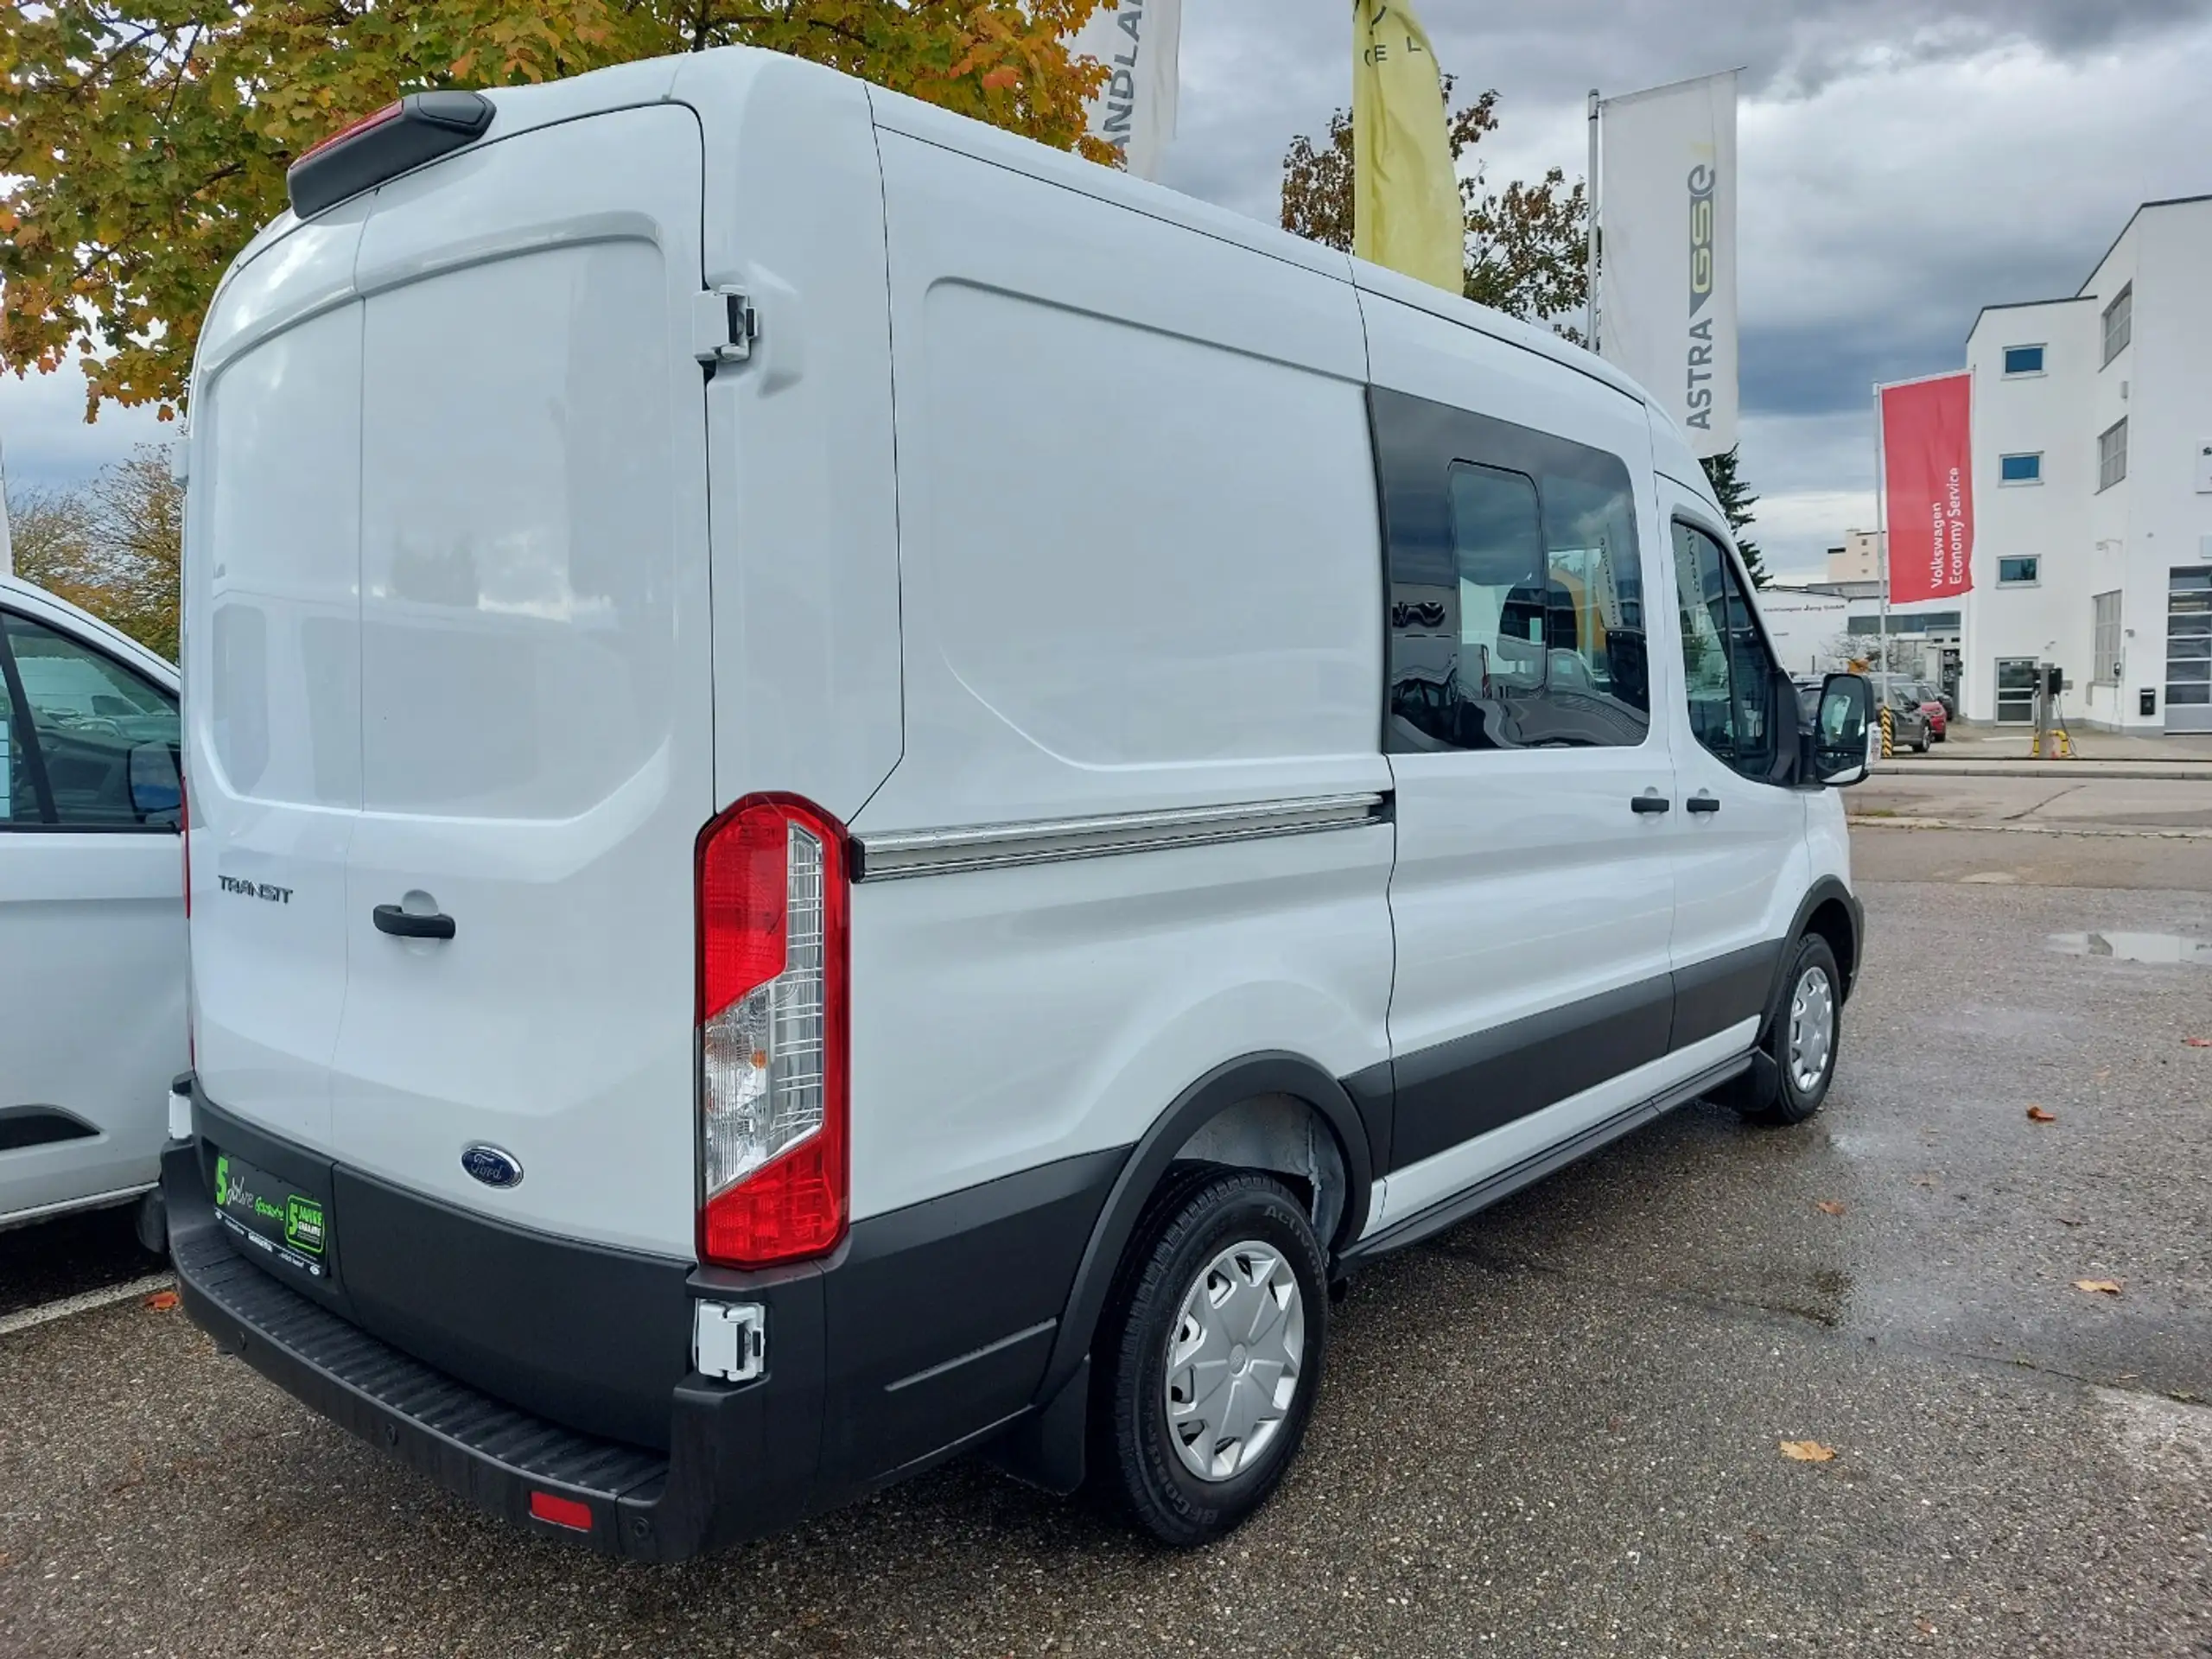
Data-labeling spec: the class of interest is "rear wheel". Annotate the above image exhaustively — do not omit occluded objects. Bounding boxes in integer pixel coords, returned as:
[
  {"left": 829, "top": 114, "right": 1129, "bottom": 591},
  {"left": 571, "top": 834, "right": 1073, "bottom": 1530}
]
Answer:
[
  {"left": 1732, "top": 933, "right": 1843, "bottom": 1127},
  {"left": 1093, "top": 1170, "right": 1327, "bottom": 1546}
]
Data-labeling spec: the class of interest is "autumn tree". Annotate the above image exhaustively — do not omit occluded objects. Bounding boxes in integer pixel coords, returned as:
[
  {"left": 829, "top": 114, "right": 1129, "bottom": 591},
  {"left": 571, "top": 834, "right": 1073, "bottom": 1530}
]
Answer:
[
  {"left": 1, "top": 0, "right": 1111, "bottom": 420},
  {"left": 1700, "top": 444, "right": 1768, "bottom": 588},
  {"left": 1281, "top": 83, "right": 1589, "bottom": 337},
  {"left": 7, "top": 448, "right": 184, "bottom": 658}
]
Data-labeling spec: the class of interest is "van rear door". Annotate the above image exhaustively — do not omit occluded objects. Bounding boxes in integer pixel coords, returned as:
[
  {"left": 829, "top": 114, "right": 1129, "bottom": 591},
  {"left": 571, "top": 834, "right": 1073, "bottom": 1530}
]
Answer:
[
  {"left": 323, "top": 105, "right": 715, "bottom": 1258},
  {"left": 186, "top": 216, "right": 369, "bottom": 1153}
]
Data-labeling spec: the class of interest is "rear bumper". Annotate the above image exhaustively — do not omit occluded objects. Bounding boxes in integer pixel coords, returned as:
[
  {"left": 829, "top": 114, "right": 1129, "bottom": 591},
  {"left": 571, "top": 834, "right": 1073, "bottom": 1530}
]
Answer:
[
  {"left": 165, "top": 1138, "right": 820, "bottom": 1560},
  {"left": 167, "top": 1085, "right": 1122, "bottom": 1560}
]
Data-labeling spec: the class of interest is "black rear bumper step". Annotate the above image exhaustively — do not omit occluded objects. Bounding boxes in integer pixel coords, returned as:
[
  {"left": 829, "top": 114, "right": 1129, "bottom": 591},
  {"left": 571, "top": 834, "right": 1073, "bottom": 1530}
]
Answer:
[{"left": 172, "top": 1172, "right": 671, "bottom": 1551}]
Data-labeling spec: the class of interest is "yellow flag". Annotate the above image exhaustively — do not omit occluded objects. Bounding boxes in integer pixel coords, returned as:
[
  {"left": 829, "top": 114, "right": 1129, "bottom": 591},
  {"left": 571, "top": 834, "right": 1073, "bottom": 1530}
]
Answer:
[{"left": 1351, "top": 0, "right": 1463, "bottom": 294}]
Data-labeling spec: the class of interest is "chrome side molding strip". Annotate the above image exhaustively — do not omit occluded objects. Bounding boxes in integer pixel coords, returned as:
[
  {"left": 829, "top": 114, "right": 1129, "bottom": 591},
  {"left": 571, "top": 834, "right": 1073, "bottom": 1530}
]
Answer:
[{"left": 852, "top": 792, "right": 1389, "bottom": 881}]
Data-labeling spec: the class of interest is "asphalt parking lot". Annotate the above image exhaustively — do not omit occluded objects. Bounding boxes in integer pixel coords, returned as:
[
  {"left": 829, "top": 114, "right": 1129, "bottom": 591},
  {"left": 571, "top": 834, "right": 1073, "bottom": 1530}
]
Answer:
[{"left": 4, "top": 796, "right": 2209, "bottom": 1657}]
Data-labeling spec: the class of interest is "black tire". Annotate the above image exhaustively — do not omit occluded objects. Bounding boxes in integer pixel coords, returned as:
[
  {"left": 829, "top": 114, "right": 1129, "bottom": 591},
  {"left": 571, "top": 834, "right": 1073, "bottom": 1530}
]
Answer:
[
  {"left": 1092, "top": 1168, "right": 1328, "bottom": 1547},
  {"left": 1912, "top": 731, "right": 1929, "bottom": 753},
  {"left": 1732, "top": 933, "right": 1844, "bottom": 1126}
]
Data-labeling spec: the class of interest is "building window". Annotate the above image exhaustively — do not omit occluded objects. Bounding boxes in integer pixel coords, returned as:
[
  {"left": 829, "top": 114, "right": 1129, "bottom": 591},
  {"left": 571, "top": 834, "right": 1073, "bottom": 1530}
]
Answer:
[
  {"left": 1847, "top": 611, "right": 1961, "bottom": 637},
  {"left": 1995, "top": 658, "right": 2040, "bottom": 725},
  {"left": 2092, "top": 590, "right": 2122, "bottom": 686},
  {"left": 1999, "top": 453, "right": 2042, "bottom": 485},
  {"left": 2002, "top": 345, "right": 2045, "bottom": 376},
  {"left": 2101, "top": 285, "right": 2133, "bottom": 366},
  {"left": 2098, "top": 419, "right": 2129, "bottom": 491},
  {"left": 1999, "top": 557, "right": 2040, "bottom": 586}
]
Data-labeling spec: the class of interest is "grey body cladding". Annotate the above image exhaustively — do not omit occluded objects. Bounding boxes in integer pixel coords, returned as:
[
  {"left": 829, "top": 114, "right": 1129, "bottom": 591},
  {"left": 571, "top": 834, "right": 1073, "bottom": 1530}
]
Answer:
[{"left": 1346, "top": 938, "right": 1787, "bottom": 1179}]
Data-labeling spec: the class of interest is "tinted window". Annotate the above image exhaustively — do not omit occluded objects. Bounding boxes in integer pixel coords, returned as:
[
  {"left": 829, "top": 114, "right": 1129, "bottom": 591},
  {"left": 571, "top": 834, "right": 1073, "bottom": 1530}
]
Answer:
[
  {"left": 1377, "top": 387, "right": 1649, "bottom": 753},
  {"left": 2003, "top": 346, "right": 2044, "bottom": 376},
  {"left": 1999, "top": 454, "right": 2041, "bottom": 483},
  {"left": 1999, "top": 556, "right": 2039, "bottom": 584},
  {"left": 1672, "top": 521, "right": 1777, "bottom": 780},
  {"left": 0, "top": 613, "right": 180, "bottom": 829}
]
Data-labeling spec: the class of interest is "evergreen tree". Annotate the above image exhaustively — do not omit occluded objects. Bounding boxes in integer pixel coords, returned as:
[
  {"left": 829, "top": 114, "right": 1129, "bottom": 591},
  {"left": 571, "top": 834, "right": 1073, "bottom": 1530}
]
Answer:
[{"left": 1700, "top": 446, "right": 1769, "bottom": 588}]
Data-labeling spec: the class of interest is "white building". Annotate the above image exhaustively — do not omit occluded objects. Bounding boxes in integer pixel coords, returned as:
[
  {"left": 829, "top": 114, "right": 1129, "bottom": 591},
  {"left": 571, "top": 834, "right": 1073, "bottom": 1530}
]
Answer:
[{"left": 1960, "top": 194, "right": 2212, "bottom": 731}]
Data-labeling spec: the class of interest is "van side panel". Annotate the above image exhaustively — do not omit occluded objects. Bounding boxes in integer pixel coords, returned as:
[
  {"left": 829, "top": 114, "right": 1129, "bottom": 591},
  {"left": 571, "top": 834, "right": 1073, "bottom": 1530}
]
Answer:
[
  {"left": 672, "top": 54, "right": 904, "bottom": 823},
  {"left": 851, "top": 130, "right": 1395, "bottom": 1238}
]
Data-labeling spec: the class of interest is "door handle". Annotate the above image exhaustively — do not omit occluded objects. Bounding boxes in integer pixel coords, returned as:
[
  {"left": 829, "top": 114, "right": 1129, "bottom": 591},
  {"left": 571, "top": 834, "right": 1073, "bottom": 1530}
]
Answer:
[
  {"left": 1630, "top": 792, "right": 1671, "bottom": 815},
  {"left": 373, "top": 904, "right": 456, "bottom": 941},
  {"left": 1687, "top": 792, "right": 1722, "bottom": 815}
]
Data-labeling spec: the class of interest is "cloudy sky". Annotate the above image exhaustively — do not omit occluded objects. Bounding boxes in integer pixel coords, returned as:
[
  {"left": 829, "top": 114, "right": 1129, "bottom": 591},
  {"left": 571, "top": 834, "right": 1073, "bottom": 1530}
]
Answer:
[{"left": 7, "top": 0, "right": 2212, "bottom": 575}]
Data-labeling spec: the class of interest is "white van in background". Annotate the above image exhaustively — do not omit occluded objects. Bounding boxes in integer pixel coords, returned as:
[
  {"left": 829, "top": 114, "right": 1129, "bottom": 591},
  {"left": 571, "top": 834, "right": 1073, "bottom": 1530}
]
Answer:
[
  {"left": 1, "top": 573, "right": 184, "bottom": 1243},
  {"left": 166, "top": 48, "right": 1874, "bottom": 1559}
]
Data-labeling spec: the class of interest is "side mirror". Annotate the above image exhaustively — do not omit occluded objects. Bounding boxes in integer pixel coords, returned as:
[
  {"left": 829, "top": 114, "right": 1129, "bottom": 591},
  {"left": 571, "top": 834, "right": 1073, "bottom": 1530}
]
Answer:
[
  {"left": 130, "top": 742, "right": 181, "bottom": 827},
  {"left": 1812, "top": 673, "right": 1872, "bottom": 787}
]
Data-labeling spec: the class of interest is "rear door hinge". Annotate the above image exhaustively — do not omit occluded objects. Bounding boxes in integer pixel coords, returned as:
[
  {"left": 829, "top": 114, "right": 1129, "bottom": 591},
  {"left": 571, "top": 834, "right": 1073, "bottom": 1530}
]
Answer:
[{"left": 692, "top": 286, "right": 759, "bottom": 364}]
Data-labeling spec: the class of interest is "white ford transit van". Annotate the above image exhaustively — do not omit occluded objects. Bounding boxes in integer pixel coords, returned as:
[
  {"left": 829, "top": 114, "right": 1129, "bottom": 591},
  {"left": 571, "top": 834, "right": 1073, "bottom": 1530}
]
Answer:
[{"left": 166, "top": 48, "right": 1874, "bottom": 1559}]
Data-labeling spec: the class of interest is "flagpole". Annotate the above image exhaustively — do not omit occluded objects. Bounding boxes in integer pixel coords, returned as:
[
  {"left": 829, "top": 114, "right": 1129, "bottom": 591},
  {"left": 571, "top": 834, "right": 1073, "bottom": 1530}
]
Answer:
[
  {"left": 1584, "top": 89, "right": 1600, "bottom": 352},
  {"left": 1872, "top": 382, "right": 1889, "bottom": 713}
]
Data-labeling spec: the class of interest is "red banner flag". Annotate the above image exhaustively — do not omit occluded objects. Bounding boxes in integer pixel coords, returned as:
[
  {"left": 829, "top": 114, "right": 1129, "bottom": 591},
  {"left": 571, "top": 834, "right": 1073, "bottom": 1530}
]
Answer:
[{"left": 1880, "top": 374, "right": 1975, "bottom": 603}]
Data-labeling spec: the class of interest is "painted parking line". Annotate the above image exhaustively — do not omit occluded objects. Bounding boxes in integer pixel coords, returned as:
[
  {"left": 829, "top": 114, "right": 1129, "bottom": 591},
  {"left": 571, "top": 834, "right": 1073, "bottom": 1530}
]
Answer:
[{"left": 0, "top": 1273, "right": 176, "bottom": 1338}]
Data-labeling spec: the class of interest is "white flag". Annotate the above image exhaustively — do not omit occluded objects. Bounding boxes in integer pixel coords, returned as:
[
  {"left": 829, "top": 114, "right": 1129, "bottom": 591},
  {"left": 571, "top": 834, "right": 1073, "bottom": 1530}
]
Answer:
[
  {"left": 1071, "top": 0, "right": 1181, "bottom": 181},
  {"left": 1597, "top": 70, "right": 1738, "bottom": 458}
]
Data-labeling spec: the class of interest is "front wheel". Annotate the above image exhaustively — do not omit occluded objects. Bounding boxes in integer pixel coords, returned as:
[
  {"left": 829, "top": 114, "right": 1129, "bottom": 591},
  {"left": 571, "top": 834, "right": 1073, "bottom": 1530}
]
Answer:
[
  {"left": 1093, "top": 1169, "right": 1328, "bottom": 1546},
  {"left": 1732, "top": 933, "right": 1844, "bottom": 1126}
]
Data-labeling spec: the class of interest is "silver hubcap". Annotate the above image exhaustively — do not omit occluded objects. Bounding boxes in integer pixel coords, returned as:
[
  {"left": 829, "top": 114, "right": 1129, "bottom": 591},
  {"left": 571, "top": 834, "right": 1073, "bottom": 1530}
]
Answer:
[
  {"left": 1788, "top": 965, "right": 1835, "bottom": 1095},
  {"left": 1164, "top": 1240, "right": 1306, "bottom": 1483}
]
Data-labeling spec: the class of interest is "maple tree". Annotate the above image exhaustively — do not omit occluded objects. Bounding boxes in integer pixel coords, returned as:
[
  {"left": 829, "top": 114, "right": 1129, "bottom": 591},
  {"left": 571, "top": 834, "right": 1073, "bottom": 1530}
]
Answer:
[
  {"left": 1281, "top": 83, "right": 1589, "bottom": 337},
  {"left": 6, "top": 448, "right": 183, "bottom": 658},
  {"left": 1, "top": 0, "right": 1111, "bottom": 419}
]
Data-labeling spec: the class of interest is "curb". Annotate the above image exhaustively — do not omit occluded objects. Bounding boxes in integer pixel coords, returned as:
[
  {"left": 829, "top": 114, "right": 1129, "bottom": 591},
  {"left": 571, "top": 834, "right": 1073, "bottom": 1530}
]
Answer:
[{"left": 1849, "top": 816, "right": 2212, "bottom": 841}]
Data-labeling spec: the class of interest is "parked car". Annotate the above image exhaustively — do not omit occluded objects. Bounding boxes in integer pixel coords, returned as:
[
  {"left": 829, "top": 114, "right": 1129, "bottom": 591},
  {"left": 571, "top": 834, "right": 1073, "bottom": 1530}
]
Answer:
[
  {"left": 1904, "top": 679, "right": 1950, "bottom": 738},
  {"left": 166, "top": 53, "right": 1875, "bottom": 1562},
  {"left": 0, "top": 573, "right": 185, "bottom": 1247},
  {"left": 1881, "top": 684, "right": 1935, "bottom": 752}
]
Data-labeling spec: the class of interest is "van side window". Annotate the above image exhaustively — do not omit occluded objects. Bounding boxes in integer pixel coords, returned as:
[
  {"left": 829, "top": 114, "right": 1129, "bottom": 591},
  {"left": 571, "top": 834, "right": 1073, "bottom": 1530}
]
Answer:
[
  {"left": 1376, "top": 386, "right": 1649, "bottom": 753},
  {"left": 1671, "top": 520, "right": 1775, "bottom": 779}
]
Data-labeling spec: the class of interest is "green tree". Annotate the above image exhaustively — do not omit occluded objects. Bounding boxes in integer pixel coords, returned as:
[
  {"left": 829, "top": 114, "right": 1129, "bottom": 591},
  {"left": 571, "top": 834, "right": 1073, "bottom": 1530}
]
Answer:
[
  {"left": 7, "top": 447, "right": 183, "bottom": 659},
  {"left": 1699, "top": 445, "right": 1768, "bottom": 588},
  {"left": 1, "top": 0, "right": 1111, "bottom": 420},
  {"left": 1281, "top": 84, "right": 1589, "bottom": 338}
]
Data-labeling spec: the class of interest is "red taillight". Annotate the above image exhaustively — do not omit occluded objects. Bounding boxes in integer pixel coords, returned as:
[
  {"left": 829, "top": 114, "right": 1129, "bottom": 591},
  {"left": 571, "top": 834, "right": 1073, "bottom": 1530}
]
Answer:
[
  {"left": 298, "top": 102, "right": 404, "bottom": 167},
  {"left": 696, "top": 796, "right": 849, "bottom": 1269},
  {"left": 527, "top": 1491, "right": 594, "bottom": 1532}
]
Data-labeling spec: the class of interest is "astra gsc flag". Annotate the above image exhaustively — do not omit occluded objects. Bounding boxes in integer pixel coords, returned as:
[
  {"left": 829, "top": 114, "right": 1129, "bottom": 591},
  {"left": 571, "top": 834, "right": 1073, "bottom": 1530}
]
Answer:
[
  {"left": 1598, "top": 71, "right": 1738, "bottom": 457},
  {"left": 1351, "top": 0, "right": 1463, "bottom": 294},
  {"left": 1071, "top": 0, "right": 1181, "bottom": 181},
  {"left": 1881, "top": 374, "right": 1976, "bottom": 604}
]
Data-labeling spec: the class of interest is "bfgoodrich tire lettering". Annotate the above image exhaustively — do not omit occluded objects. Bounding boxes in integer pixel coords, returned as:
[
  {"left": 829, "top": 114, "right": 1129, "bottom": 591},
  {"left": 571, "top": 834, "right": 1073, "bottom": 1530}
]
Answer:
[
  {"left": 1734, "top": 933, "right": 1844, "bottom": 1127},
  {"left": 1094, "top": 1168, "right": 1327, "bottom": 1546}
]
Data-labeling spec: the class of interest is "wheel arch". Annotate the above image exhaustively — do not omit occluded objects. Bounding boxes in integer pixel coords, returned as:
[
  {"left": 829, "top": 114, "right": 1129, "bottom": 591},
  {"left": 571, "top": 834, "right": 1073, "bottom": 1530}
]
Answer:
[{"left": 1034, "top": 1052, "right": 1374, "bottom": 1410}]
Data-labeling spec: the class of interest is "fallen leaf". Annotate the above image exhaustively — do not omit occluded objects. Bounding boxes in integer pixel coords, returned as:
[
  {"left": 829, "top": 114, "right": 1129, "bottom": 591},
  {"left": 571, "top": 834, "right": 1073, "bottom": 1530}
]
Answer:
[
  {"left": 2057, "top": 1216, "right": 2084, "bottom": 1227},
  {"left": 2072, "top": 1279, "right": 2123, "bottom": 1295},
  {"left": 143, "top": 1289, "right": 180, "bottom": 1312},
  {"left": 1778, "top": 1440, "right": 1837, "bottom": 1462},
  {"left": 1815, "top": 1199, "right": 1847, "bottom": 1216},
  {"left": 2186, "top": 1037, "right": 2212, "bottom": 1048},
  {"left": 2026, "top": 1106, "right": 2057, "bottom": 1123},
  {"left": 1916, "top": 1619, "right": 1939, "bottom": 1637}
]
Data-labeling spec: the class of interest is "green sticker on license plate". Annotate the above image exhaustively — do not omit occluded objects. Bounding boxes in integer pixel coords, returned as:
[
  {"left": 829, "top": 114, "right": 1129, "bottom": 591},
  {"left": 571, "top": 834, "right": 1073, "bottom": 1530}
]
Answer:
[{"left": 213, "top": 1151, "right": 331, "bottom": 1280}]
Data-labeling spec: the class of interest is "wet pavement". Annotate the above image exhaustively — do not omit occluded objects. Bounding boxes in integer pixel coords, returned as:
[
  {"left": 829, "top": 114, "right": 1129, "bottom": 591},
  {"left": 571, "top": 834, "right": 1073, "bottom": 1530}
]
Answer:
[{"left": 3, "top": 838, "right": 2209, "bottom": 1656}]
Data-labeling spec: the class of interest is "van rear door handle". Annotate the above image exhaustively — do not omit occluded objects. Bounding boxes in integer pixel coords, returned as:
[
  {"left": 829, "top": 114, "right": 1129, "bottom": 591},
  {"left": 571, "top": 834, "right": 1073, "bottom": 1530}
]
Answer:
[
  {"left": 373, "top": 904, "right": 456, "bottom": 941},
  {"left": 1687, "top": 792, "right": 1722, "bottom": 815},
  {"left": 1630, "top": 793, "right": 1671, "bottom": 815}
]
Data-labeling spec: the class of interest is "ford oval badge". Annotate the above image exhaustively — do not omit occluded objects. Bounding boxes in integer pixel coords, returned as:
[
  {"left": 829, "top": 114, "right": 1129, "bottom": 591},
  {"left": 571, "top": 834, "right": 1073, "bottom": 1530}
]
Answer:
[{"left": 461, "top": 1145, "right": 524, "bottom": 1189}]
